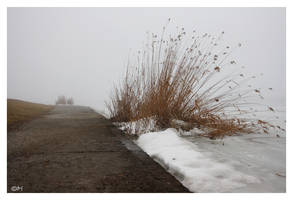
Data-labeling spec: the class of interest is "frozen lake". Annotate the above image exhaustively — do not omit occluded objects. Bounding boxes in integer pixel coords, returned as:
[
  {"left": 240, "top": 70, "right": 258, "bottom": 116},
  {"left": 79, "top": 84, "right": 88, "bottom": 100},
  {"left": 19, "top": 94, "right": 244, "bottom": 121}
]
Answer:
[
  {"left": 184, "top": 105, "right": 286, "bottom": 192},
  {"left": 184, "top": 133, "right": 285, "bottom": 192},
  {"left": 128, "top": 105, "right": 286, "bottom": 192}
]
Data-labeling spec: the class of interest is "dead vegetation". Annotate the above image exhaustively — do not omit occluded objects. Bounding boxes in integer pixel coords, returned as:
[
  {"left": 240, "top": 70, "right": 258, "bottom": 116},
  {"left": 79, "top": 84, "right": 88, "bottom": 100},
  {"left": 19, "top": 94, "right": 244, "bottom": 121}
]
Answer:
[
  {"left": 7, "top": 99, "right": 53, "bottom": 131},
  {"left": 106, "top": 20, "right": 284, "bottom": 138}
]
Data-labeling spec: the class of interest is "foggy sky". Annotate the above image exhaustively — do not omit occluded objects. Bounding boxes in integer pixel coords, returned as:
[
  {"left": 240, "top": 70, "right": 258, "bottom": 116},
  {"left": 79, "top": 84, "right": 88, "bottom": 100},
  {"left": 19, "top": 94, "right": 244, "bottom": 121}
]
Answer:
[{"left": 8, "top": 8, "right": 286, "bottom": 111}]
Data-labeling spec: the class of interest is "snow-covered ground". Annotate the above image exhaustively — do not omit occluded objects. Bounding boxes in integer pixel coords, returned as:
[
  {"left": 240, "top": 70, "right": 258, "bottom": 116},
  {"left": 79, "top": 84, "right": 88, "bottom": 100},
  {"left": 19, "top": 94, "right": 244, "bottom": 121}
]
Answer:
[
  {"left": 136, "top": 128, "right": 285, "bottom": 192},
  {"left": 115, "top": 105, "right": 285, "bottom": 192},
  {"left": 184, "top": 133, "right": 285, "bottom": 192}
]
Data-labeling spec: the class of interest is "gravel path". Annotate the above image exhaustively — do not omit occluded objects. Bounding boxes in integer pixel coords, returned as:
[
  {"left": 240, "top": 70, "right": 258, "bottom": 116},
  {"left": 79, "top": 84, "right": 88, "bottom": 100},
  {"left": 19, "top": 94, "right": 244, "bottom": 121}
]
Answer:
[{"left": 8, "top": 105, "right": 189, "bottom": 193}]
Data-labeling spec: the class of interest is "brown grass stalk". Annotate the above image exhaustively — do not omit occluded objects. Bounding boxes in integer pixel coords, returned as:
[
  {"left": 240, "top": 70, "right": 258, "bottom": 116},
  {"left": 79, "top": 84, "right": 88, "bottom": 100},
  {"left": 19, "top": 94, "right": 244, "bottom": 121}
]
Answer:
[{"left": 106, "top": 22, "right": 282, "bottom": 138}]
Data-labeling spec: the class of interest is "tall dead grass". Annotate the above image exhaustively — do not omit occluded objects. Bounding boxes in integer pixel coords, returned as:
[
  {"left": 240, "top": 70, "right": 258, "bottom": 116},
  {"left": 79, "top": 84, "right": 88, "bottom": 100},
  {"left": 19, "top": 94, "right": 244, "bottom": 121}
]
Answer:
[{"left": 107, "top": 21, "right": 282, "bottom": 138}]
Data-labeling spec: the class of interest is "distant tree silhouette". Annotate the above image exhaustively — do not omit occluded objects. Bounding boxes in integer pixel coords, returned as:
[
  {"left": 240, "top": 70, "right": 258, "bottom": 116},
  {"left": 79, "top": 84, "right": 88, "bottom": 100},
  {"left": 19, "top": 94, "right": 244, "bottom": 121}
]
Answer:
[
  {"left": 56, "top": 95, "right": 66, "bottom": 105},
  {"left": 67, "top": 97, "right": 74, "bottom": 105}
]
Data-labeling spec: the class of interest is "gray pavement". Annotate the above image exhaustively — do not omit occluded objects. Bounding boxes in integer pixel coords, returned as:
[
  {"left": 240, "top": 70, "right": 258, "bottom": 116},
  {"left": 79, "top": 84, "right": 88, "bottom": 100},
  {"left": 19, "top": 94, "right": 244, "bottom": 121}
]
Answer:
[{"left": 7, "top": 105, "right": 189, "bottom": 193}]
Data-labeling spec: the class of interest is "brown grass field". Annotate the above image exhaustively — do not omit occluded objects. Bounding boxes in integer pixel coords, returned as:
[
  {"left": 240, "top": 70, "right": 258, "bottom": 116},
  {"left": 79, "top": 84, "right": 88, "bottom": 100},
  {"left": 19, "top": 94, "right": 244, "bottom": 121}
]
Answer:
[{"left": 7, "top": 99, "right": 53, "bottom": 131}]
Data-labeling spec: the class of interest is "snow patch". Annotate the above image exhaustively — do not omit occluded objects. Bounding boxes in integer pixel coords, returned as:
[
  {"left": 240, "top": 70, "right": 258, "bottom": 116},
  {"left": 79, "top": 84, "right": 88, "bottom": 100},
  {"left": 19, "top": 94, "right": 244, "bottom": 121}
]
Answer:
[
  {"left": 136, "top": 128, "right": 260, "bottom": 192},
  {"left": 115, "top": 117, "right": 159, "bottom": 135}
]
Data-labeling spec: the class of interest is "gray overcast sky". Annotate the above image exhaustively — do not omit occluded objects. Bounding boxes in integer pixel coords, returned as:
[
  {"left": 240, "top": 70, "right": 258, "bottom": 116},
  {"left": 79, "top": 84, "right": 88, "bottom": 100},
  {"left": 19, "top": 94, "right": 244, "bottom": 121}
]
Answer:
[{"left": 8, "top": 8, "right": 285, "bottom": 110}]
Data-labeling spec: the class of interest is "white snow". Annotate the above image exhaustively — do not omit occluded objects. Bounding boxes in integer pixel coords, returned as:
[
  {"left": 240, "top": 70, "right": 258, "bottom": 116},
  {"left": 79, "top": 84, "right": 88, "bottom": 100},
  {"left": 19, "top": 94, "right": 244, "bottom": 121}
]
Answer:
[
  {"left": 185, "top": 133, "right": 286, "bottom": 192},
  {"left": 115, "top": 117, "right": 159, "bottom": 135},
  {"left": 119, "top": 105, "right": 285, "bottom": 192},
  {"left": 185, "top": 105, "right": 286, "bottom": 192},
  {"left": 136, "top": 128, "right": 262, "bottom": 192}
]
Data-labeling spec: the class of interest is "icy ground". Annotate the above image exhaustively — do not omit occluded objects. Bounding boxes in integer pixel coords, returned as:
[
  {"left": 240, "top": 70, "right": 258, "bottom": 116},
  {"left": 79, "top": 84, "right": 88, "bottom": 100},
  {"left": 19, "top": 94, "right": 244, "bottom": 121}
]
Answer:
[
  {"left": 184, "top": 133, "right": 285, "bottom": 192},
  {"left": 136, "top": 128, "right": 285, "bottom": 192},
  {"left": 113, "top": 104, "right": 285, "bottom": 192}
]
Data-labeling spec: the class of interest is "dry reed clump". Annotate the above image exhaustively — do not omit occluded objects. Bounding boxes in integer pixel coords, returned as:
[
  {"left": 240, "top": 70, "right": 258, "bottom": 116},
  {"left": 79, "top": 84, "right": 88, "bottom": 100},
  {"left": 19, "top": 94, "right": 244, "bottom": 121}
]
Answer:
[{"left": 106, "top": 20, "right": 284, "bottom": 138}]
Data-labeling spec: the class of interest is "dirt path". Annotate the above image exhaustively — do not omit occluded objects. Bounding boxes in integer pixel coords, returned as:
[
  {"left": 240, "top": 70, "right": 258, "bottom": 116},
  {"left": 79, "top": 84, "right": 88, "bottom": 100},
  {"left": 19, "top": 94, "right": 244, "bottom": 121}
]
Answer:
[{"left": 8, "top": 105, "right": 189, "bottom": 193}]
